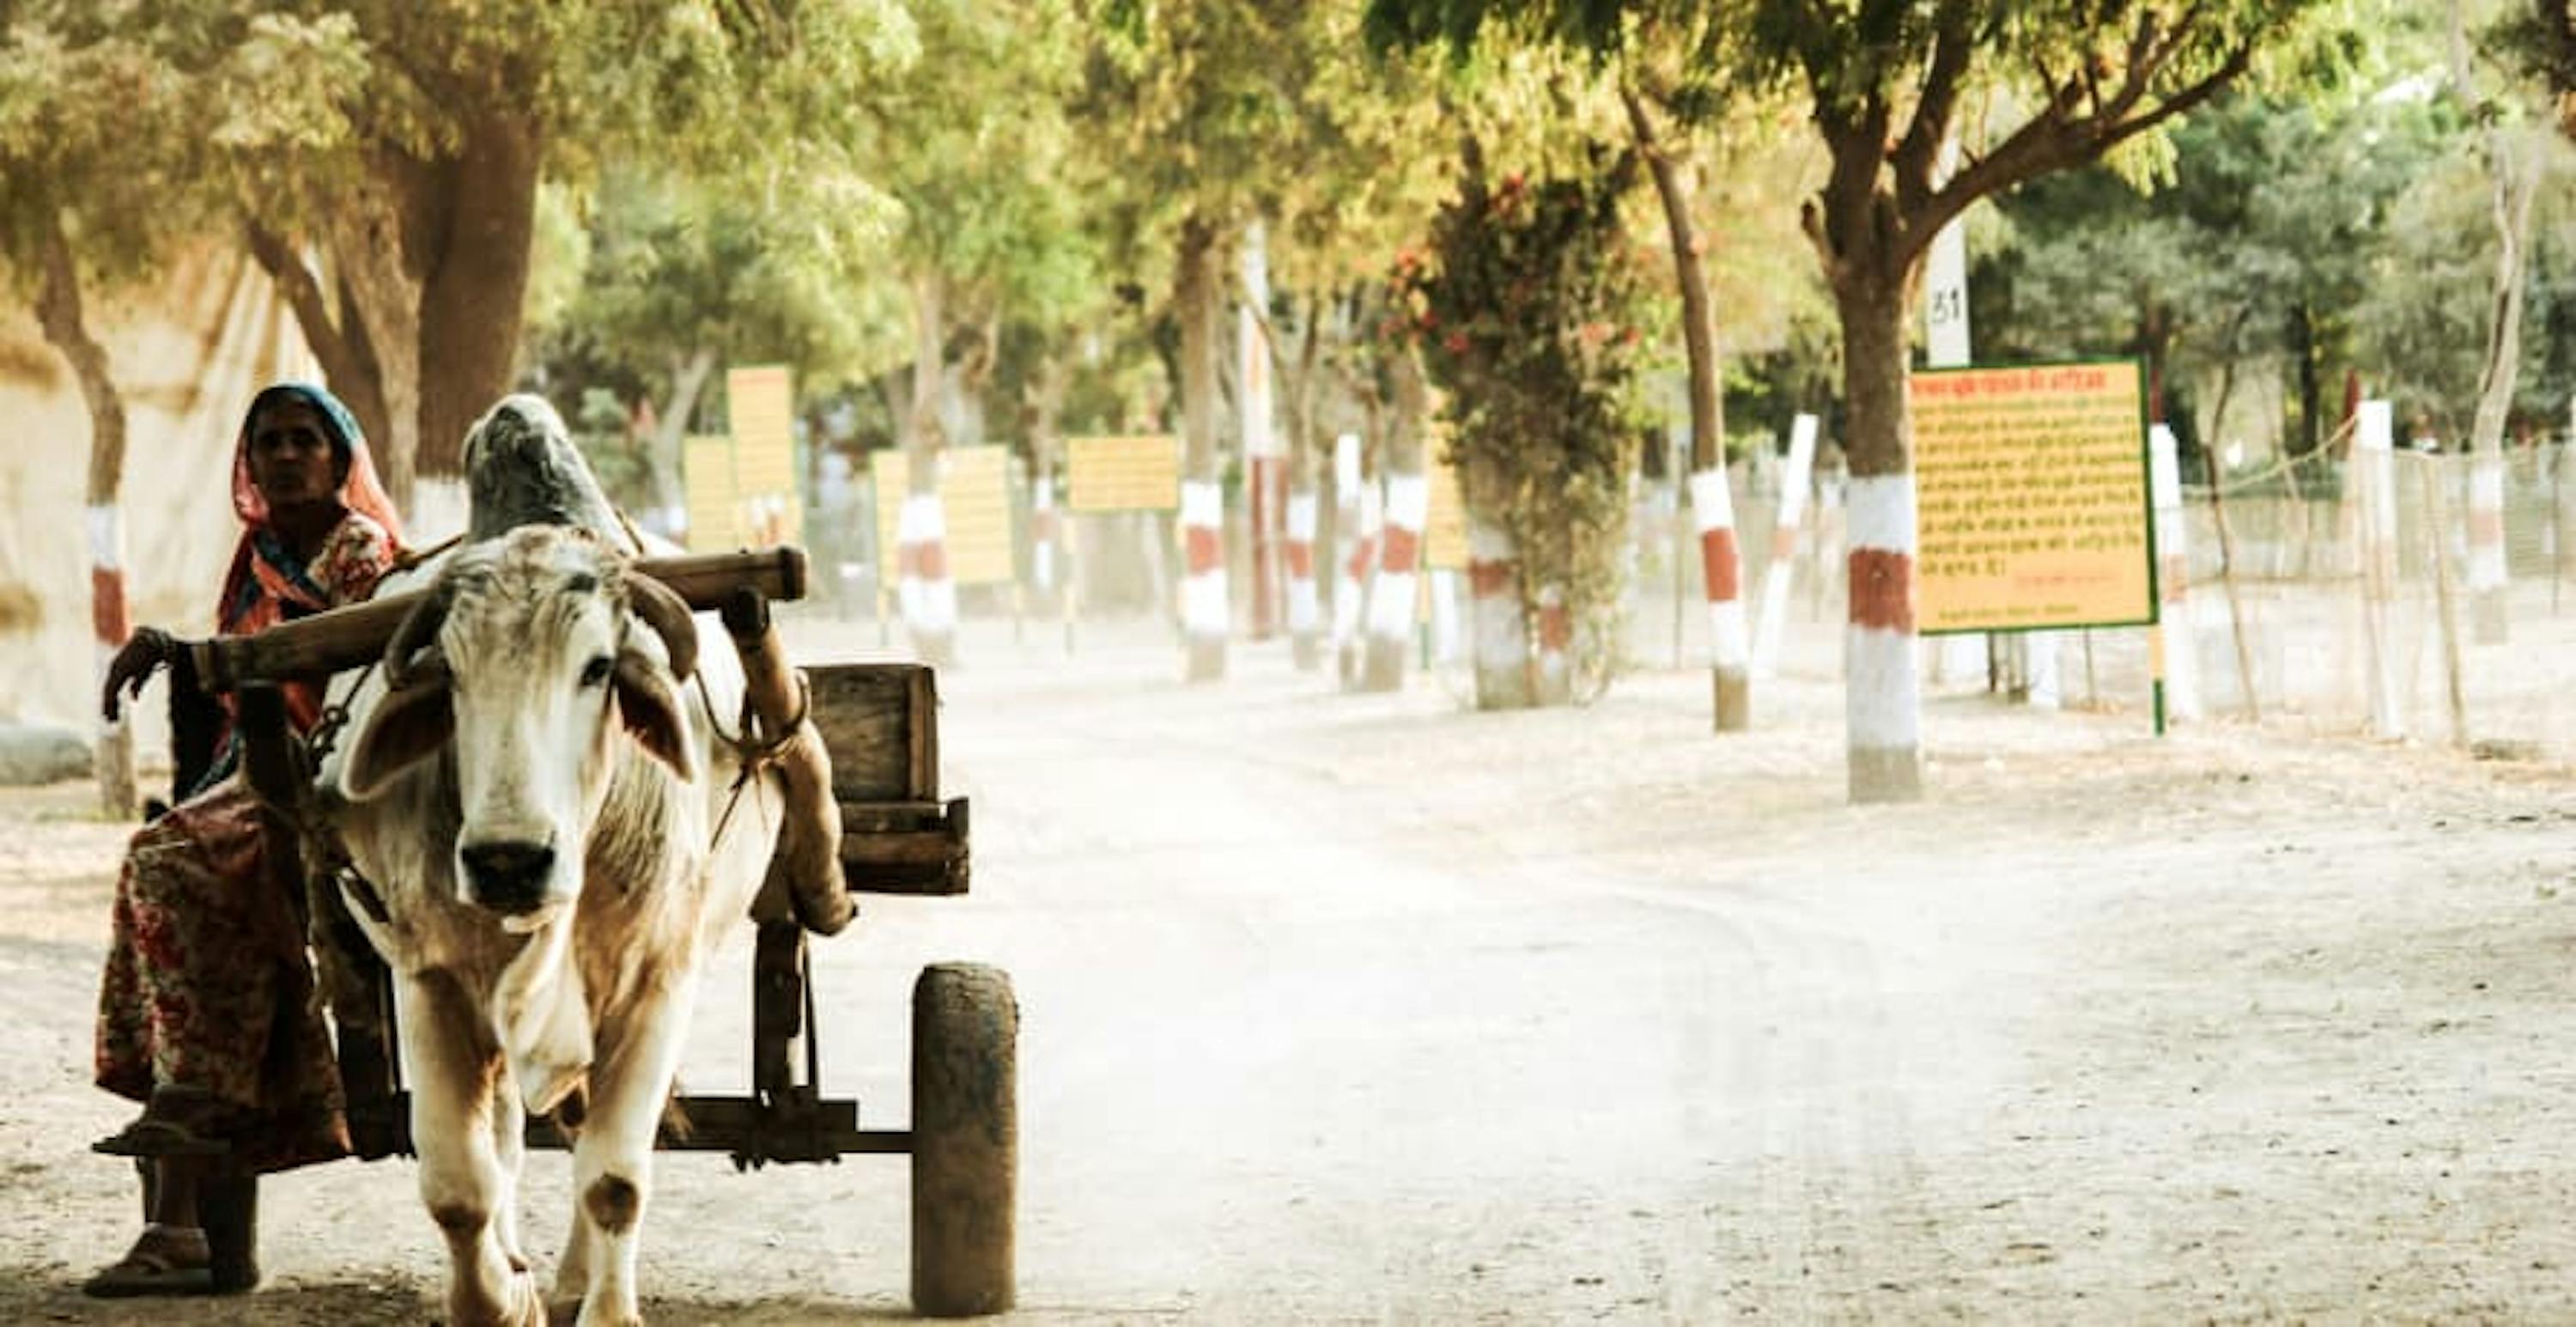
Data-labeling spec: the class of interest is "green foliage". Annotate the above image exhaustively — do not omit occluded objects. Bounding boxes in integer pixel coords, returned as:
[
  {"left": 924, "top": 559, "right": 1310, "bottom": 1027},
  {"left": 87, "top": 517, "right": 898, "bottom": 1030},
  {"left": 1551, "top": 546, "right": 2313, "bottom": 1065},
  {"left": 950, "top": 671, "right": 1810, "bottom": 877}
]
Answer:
[
  {"left": 1392, "top": 143, "right": 1655, "bottom": 682},
  {"left": 529, "top": 164, "right": 908, "bottom": 413}
]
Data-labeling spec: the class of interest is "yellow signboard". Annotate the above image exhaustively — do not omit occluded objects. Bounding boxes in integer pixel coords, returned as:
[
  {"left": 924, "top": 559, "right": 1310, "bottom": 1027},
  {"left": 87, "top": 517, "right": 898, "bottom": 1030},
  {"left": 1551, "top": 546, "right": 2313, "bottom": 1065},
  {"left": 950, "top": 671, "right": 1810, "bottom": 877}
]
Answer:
[
  {"left": 683, "top": 434, "right": 742, "bottom": 553},
  {"left": 727, "top": 364, "right": 801, "bottom": 545},
  {"left": 1912, "top": 360, "right": 2154, "bottom": 633},
  {"left": 1424, "top": 460, "right": 1468, "bottom": 570},
  {"left": 1066, "top": 435, "right": 1180, "bottom": 512},
  {"left": 870, "top": 447, "right": 1017, "bottom": 585}
]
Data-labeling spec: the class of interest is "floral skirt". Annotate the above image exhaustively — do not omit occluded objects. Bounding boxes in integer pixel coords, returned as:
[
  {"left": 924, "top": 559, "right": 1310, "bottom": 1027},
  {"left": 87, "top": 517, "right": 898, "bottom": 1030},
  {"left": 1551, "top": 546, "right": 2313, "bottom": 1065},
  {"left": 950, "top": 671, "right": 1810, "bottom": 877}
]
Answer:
[{"left": 94, "top": 776, "right": 349, "bottom": 1173}]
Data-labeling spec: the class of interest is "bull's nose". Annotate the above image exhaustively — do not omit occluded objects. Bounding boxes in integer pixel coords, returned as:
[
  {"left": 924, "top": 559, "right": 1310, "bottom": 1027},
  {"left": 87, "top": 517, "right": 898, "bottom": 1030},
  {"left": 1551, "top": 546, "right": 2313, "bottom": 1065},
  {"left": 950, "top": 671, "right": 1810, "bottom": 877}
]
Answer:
[{"left": 459, "top": 840, "right": 557, "bottom": 914}]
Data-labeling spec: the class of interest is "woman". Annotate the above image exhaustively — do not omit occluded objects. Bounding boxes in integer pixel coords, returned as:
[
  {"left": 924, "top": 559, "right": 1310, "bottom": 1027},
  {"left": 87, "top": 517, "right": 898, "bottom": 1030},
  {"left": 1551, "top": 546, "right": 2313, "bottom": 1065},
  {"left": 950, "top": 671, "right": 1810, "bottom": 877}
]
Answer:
[{"left": 82, "top": 382, "right": 404, "bottom": 1297}]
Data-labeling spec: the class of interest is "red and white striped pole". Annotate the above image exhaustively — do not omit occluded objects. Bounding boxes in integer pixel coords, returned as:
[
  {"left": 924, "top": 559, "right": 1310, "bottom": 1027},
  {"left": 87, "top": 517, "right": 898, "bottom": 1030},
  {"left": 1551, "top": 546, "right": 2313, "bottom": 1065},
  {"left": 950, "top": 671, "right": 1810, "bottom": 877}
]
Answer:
[
  {"left": 1845, "top": 472, "right": 1921, "bottom": 801},
  {"left": 1467, "top": 517, "right": 1528, "bottom": 709},
  {"left": 88, "top": 502, "right": 137, "bottom": 816},
  {"left": 2468, "top": 441, "right": 2508, "bottom": 643},
  {"left": 1181, "top": 478, "right": 1229, "bottom": 680},
  {"left": 898, "top": 485, "right": 957, "bottom": 667},
  {"left": 1285, "top": 488, "right": 1321, "bottom": 667},
  {"left": 1751, "top": 412, "right": 1819, "bottom": 680},
  {"left": 2148, "top": 423, "right": 2201, "bottom": 724},
  {"left": 1690, "top": 464, "right": 1750, "bottom": 730},
  {"left": 1361, "top": 471, "right": 1426, "bottom": 691},
  {"left": 1334, "top": 442, "right": 1378, "bottom": 685}
]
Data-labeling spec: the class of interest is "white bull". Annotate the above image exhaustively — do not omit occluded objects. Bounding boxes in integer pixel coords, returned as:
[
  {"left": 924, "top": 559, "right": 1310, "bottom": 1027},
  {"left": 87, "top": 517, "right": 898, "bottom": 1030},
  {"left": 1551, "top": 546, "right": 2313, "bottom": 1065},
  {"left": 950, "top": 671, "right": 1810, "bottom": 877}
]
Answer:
[{"left": 321, "top": 473, "right": 790, "bottom": 1324}]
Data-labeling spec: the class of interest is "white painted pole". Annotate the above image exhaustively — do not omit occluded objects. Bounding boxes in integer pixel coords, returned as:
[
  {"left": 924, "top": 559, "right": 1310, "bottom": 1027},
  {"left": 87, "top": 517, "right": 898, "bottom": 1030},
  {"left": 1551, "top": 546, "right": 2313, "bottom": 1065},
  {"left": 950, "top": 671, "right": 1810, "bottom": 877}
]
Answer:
[
  {"left": 2148, "top": 423, "right": 2202, "bottom": 722},
  {"left": 1923, "top": 197, "right": 1994, "bottom": 691},
  {"left": 2357, "top": 400, "right": 2407, "bottom": 738}
]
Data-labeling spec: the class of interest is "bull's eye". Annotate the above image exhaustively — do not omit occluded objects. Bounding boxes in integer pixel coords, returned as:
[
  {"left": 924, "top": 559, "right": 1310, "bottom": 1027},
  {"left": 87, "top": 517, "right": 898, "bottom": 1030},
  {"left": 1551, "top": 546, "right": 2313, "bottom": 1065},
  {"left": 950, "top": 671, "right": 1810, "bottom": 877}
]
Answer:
[{"left": 580, "top": 654, "right": 614, "bottom": 689}]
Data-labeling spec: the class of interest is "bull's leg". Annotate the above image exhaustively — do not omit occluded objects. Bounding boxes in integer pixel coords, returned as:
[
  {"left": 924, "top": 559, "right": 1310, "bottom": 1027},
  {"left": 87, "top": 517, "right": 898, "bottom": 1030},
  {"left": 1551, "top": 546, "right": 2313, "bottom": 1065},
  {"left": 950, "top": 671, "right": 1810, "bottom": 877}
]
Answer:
[
  {"left": 489, "top": 1075, "right": 528, "bottom": 1274},
  {"left": 398, "top": 971, "right": 545, "bottom": 1327},
  {"left": 568, "top": 974, "right": 702, "bottom": 1327}
]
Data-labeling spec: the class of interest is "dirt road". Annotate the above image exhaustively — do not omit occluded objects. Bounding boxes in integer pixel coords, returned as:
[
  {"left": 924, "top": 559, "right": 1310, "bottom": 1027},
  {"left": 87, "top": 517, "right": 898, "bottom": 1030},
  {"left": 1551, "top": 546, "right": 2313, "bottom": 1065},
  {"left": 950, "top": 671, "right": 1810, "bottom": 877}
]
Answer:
[{"left": 3, "top": 618, "right": 2572, "bottom": 1323}]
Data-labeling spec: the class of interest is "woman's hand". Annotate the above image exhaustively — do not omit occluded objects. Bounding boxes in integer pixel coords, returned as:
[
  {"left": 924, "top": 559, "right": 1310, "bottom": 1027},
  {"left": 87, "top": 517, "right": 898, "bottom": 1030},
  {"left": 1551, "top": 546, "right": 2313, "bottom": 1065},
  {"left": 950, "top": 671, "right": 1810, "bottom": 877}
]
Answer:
[{"left": 100, "top": 627, "right": 177, "bottom": 722}]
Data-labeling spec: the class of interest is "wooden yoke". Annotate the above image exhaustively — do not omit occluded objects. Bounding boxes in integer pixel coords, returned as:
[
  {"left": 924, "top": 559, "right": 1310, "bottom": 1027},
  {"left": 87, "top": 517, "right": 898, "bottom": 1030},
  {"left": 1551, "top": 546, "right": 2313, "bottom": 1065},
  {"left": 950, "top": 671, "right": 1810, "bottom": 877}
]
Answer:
[
  {"left": 190, "top": 546, "right": 810, "bottom": 692},
  {"left": 722, "top": 587, "right": 855, "bottom": 937}
]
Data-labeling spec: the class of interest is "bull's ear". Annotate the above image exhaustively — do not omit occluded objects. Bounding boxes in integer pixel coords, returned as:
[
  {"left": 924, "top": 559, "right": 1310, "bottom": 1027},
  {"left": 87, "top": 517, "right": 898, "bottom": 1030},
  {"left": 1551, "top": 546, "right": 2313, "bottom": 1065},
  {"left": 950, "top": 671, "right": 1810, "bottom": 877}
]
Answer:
[
  {"left": 613, "top": 654, "right": 699, "bottom": 782},
  {"left": 342, "top": 680, "right": 453, "bottom": 801}
]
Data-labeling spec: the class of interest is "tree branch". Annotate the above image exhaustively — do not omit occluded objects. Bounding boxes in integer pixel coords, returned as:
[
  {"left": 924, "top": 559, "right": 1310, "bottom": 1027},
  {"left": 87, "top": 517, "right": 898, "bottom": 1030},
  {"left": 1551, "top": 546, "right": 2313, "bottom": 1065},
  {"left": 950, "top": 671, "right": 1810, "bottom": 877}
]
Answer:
[{"left": 1893, "top": 2, "right": 1978, "bottom": 214}]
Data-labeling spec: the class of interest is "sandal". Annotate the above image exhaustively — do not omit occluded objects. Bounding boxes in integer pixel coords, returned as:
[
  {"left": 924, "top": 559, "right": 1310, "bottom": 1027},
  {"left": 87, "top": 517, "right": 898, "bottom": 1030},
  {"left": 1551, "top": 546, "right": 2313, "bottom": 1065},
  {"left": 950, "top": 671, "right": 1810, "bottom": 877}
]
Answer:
[
  {"left": 82, "top": 1225, "right": 213, "bottom": 1298},
  {"left": 91, "top": 1117, "right": 232, "bottom": 1157},
  {"left": 91, "top": 1086, "right": 241, "bottom": 1158}
]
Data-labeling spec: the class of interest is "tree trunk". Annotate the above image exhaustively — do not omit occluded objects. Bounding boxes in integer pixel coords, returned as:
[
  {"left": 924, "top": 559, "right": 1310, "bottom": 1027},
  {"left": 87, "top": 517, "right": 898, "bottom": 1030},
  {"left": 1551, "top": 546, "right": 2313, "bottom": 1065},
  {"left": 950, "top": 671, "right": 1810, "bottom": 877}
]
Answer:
[
  {"left": 1176, "top": 213, "right": 1230, "bottom": 681},
  {"left": 1279, "top": 295, "right": 1326, "bottom": 669},
  {"left": 1832, "top": 273, "right": 1923, "bottom": 803},
  {"left": 247, "top": 113, "right": 541, "bottom": 525},
  {"left": 1362, "top": 344, "right": 1430, "bottom": 692},
  {"left": 902, "top": 275, "right": 957, "bottom": 666},
  {"left": 649, "top": 344, "right": 720, "bottom": 529},
  {"left": 36, "top": 212, "right": 137, "bottom": 819},
  {"left": 1026, "top": 351, "right": 1069, "bottom": 614},
  {"left": 1625, "top": 88, "right": 1747, "bottom": 732},
  {"left": 411, "top": 111, "right": 544, "bottom": 485}
]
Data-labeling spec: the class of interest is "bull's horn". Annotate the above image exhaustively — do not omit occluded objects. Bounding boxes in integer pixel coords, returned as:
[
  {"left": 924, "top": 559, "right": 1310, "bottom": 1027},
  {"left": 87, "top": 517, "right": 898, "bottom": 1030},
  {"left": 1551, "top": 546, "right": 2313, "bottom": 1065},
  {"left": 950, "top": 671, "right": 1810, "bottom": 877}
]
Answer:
[
  {"left": 384, "top": 577, "right": 458, "bottom": 690},
  {"left": 623, "top": 570, "right": 699, "bottom": 681}
]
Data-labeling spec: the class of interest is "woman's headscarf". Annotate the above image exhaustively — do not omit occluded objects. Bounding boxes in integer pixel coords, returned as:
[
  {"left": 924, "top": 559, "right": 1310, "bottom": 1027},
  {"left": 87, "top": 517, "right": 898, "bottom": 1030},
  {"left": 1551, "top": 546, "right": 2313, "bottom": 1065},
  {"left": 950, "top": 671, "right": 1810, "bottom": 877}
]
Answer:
[{"left": 216, "top": 382, "right": 407, "bottom": 634}]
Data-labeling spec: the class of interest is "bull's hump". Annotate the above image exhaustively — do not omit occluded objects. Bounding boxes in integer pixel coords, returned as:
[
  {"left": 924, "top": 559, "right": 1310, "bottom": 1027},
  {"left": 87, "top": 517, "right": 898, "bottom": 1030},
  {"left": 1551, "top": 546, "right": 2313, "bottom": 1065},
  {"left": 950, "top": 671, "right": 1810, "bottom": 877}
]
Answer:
[{"left": 464, "top": 393, "right": 630, "bottom": 545}]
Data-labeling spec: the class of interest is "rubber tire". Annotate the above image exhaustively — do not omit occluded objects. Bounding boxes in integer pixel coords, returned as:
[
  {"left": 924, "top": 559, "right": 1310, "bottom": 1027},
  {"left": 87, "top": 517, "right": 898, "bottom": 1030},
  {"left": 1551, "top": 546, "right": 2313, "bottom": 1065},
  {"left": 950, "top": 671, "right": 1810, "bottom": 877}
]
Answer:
[{"left": 910, "top": 963, "right": 1018, "bottom": 1317}]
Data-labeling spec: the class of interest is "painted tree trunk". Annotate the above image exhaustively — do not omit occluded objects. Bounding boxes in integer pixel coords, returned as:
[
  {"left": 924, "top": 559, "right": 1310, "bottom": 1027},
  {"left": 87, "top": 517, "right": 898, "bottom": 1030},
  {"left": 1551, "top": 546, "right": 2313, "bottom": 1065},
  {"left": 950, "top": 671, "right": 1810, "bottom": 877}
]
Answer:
[
  {"left": 1334, "top": 442, "right": 1380, "bottom": 688},
  {"left": 1031, "top": 481, "right": 1060, "bottom": 604},
  {"left": 37, "top": 216, "right": 137, "bottom": 818},
  {"left": 1240, "top": 228, "right": 1283, "bottom": 642},
  {"left": 1837, "top": 286, "right": 1923, "bottom": 803},
  {"left": 1752, "top": 413, "right": 1820, "bottom": 680},
  {"left": 1363, "top": 471, "right": 1425, "bottom": 693},
  {"left": 1177, "top": 216, "right": 1230, "bottom": 681},
  {"left": 1691, "top": 467, "right": 1749, "bottom": 730},
  {"left": 1627, "top": 88, "right": 1745, "bottom": 731},
  {"left": 1467, "top": 518, "right": 1530, "bottom": 709},
  {"left": 1285, "top": 488, "right": 1321, "bottom": 668}
]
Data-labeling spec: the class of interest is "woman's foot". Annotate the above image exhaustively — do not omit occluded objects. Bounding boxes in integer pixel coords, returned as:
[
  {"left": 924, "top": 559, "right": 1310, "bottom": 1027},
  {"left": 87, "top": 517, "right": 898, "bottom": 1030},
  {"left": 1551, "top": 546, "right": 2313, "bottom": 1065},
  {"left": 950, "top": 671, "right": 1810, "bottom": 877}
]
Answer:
[{"left": 81, "top": 1223, "right": 212, "bottom": 1298}]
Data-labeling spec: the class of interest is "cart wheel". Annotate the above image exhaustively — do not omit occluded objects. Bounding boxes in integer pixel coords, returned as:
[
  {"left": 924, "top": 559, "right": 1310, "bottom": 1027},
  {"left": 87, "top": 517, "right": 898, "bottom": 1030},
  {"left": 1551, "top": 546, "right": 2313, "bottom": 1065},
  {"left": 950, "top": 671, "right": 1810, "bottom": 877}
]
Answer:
[{"left": 910, "top": 963, "right": 1017, "bottom": 1317}]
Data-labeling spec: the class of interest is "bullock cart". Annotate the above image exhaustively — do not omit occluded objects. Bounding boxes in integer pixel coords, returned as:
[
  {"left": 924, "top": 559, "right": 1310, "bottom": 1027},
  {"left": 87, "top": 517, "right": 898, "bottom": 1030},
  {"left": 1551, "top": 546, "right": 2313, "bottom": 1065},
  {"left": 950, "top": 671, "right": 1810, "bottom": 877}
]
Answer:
[{"left": 146, "top": 545, "right": 1015, "bottom": 1316}]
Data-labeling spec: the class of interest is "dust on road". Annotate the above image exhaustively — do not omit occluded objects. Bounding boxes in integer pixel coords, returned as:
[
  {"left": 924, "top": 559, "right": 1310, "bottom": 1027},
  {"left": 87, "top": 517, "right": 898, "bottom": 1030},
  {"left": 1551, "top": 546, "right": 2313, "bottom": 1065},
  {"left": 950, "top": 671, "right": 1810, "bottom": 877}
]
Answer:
[{"left": 2, "top": 618, "right": 2571, "bottom": 1323}]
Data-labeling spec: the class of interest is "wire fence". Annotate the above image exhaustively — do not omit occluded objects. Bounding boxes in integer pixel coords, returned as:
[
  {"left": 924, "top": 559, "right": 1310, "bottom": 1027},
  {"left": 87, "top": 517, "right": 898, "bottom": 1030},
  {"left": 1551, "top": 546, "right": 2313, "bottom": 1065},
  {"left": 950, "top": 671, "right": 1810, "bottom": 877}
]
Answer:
[{"left": 1619, "top": 442, "right": 2576, "bottom": 764}]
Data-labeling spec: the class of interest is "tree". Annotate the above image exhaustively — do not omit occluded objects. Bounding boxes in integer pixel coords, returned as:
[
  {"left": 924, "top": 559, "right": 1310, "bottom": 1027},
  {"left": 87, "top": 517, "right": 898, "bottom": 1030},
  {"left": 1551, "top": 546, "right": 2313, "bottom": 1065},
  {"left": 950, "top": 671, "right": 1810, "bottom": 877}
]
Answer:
[
  {"left": 109, "top": 1, "right": 919, "bottom": 512},
  {"left": 1392, "top": 133, "right": 1656, "bottom": 705},
  {"left": 1370, "top": 3, "right": 1778, "bottom": 721},
  {"left": 0, "top": 9, "right": 246, "bottom": 815},
  {"left": 1084, "top": 0, "right": 1315, "bottom": 680},
  {"left": 529, "top": 165, "right": 907, "bottom": 532}
]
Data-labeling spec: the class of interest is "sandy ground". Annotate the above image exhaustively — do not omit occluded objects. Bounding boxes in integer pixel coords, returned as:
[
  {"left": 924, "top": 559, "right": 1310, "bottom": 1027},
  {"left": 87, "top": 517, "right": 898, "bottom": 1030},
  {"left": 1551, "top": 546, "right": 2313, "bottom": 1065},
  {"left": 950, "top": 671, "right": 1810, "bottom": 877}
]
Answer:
[{"left": 2, "top": 613, "right": 2573, "bottom": 1324}]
